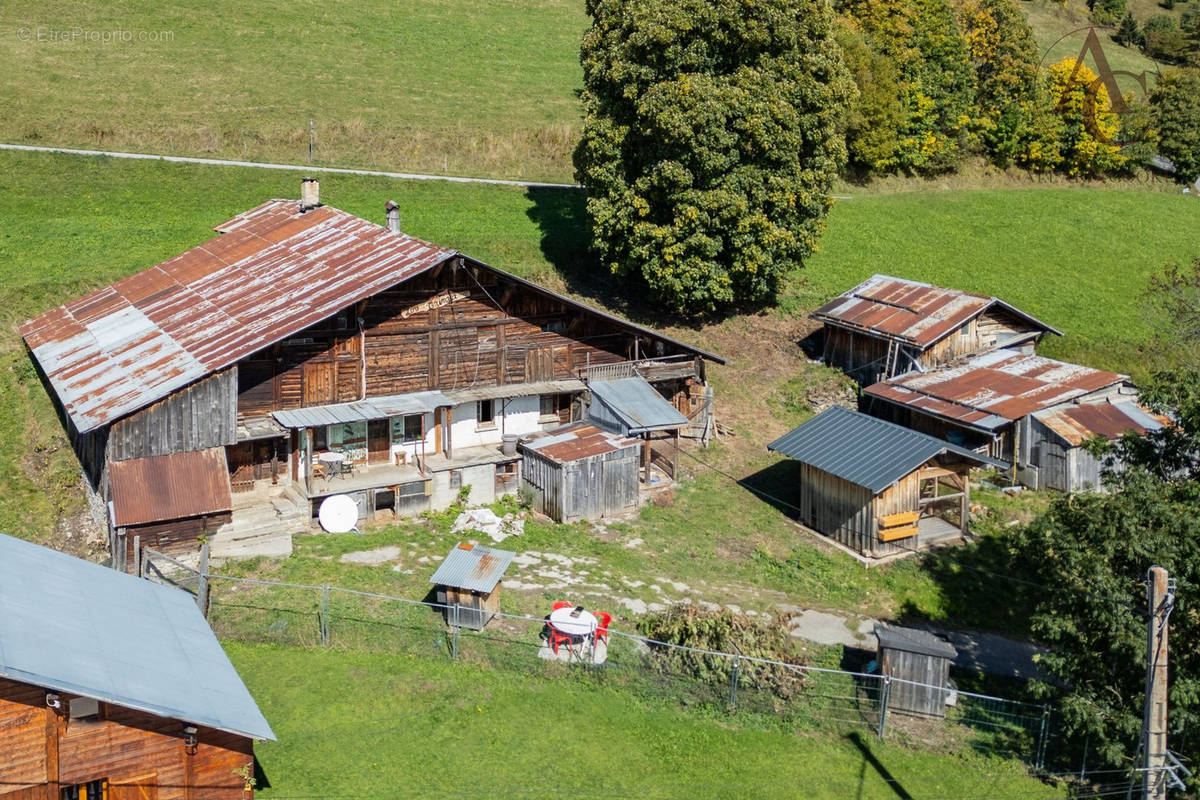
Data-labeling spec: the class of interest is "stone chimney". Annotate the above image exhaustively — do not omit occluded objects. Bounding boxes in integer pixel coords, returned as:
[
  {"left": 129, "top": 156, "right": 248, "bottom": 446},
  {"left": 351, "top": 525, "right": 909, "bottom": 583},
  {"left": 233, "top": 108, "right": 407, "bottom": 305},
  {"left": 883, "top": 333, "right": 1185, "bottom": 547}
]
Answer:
[
  {"left": 385, "top": 200, "right": 401, "bottom": 234},
  {"left": 300, "top": 178, "right": 320, "bottom": 212}
]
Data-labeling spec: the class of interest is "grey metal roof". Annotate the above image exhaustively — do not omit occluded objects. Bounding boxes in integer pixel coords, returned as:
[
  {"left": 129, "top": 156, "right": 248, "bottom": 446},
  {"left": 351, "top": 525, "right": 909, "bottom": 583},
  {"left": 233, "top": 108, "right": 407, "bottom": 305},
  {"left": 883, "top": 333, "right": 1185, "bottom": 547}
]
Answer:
[
  {"left": 876, "top": 623, "right": 957, "bottom": 659},
  {"left": 429, "top": 542, "right": 515, "bottom": 594},
  {"left": 766, "top": 406, "right": 1006, "bottom": 493},
  {"left": 272, "top": 390, "right": 451, "bottom": 428},
  {"left": 587, "top": 377, "right": 689, "bottom": 434},
  {"left": 0, "top": 533, "right": 274, "bottom": 741}
]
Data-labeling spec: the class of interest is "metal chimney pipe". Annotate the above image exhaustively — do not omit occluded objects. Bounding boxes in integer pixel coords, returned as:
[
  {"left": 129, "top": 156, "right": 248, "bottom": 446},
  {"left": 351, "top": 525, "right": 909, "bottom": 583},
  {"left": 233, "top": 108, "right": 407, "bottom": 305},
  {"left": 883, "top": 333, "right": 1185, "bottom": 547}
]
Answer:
[
  {"left": 385, "top": 200, "right": 401, "bottom": 234},
  {"left": 300, "top": 178, "right": 320, "bottom": 212}
]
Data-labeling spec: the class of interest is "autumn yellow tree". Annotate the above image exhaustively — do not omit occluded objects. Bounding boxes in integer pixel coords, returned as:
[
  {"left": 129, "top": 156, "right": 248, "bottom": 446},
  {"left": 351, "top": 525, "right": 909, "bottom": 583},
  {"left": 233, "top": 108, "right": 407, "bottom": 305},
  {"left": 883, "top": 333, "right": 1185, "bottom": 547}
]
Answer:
[{"left": 1042, "top": 58, "right": 1127, "bottom": 176}]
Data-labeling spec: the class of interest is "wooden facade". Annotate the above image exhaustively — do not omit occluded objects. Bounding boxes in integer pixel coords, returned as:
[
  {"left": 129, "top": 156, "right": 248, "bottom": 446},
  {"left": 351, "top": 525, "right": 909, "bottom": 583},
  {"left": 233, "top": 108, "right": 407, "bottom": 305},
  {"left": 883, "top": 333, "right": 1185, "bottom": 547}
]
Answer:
[
  {"left": 823, "top": 307, "right": 1044, "bottom": 386},
  {"left": 793, "top": 459, "right": 972, "bottom": 560},
  {"left": 0, "top": 678, "right": 255, "bottom": 800},
  {"left": 877, "top": 626, "right": 957, "bottom": 718},
  {"left": 520, "top": 430, "right": 641, "bottom": 523}
]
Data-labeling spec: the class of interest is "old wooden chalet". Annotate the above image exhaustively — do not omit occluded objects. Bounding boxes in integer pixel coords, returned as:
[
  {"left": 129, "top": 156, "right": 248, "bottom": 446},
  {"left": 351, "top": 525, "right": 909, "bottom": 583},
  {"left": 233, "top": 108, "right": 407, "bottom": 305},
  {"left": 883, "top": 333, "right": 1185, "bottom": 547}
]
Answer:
[
  {"left": 0, "top": 533, "right": 274, "bottom": 800},
  {"left": 864, "top": 349, "right": 1138, "bottom": 483},
  {"left": 813, "top": 275, "right": 1060, "bottom": 384},
  {"left": 21, "top": 180, "right": 722, "bottom": 559},
  {"left": 766, "top": 407, "right": 1004, "bottom": 560}
]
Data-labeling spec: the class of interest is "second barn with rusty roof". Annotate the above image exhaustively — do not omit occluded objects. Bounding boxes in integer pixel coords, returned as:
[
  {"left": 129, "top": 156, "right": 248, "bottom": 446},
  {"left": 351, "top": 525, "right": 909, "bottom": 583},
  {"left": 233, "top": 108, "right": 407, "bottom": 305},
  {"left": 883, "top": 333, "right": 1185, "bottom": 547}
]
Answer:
[{"left": 812, "top": 275, "right": 1060, "bottom": 385}]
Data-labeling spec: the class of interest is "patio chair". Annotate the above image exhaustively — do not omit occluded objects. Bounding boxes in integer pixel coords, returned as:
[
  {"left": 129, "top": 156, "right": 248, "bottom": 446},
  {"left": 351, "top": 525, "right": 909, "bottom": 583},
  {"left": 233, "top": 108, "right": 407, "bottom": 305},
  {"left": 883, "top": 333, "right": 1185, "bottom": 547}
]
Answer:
[
  {"left": 594, "top": 611, "right": 612, "bottom": 644},
  {"left": 551, "top": 600, "right": 573, "bottom": 611},
  {"left": 548, "top": 627, "right": 574, "bottom": 655}
]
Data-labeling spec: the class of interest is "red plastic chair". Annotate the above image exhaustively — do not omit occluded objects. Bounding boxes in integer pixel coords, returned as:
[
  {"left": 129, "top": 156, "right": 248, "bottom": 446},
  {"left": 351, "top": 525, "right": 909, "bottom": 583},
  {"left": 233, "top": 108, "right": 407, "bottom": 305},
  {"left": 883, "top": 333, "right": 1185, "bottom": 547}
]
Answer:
[
  {"left": 548, "top": 627, "right": 574, "bottom": 655},
  {"left": 551, "top": 600, "right": 573, "bottom": 611},
  {"left": 594, "top": 611, "right": 612, "bottom": 644}
]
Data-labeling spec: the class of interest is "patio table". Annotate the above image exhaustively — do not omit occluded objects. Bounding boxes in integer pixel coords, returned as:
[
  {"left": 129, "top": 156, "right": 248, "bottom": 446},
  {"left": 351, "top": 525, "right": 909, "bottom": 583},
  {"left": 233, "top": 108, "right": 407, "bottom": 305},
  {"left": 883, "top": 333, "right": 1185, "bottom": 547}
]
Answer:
[
  {"left": 318, "top": 451, "right": 346, "bottom": 479},
  {"left": 549, "top": 606, "right": 597, "bottom": 640}
]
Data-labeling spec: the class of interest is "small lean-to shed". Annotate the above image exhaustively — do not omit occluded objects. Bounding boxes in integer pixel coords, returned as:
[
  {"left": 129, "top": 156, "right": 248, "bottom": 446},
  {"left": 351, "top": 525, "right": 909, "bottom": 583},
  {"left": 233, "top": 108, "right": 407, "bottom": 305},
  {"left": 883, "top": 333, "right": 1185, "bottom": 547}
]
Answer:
[
  {"left": 767, "top": 407, "right": 1004, "bottom": 559},
  {"left": 108, "top": 447, "right": 233, "bottom": 572},
  {"left": 1029, "top": 402, "right": 1166, "bottom": 492},
  {"left": 429, "top": 542, "right": 515, "bottom": 630},
  {"left": 519, "top": 423, "right": 641, "bottom": 523},
  {"left": 876, "top": 624, "right": 958, "bottom": 718}
]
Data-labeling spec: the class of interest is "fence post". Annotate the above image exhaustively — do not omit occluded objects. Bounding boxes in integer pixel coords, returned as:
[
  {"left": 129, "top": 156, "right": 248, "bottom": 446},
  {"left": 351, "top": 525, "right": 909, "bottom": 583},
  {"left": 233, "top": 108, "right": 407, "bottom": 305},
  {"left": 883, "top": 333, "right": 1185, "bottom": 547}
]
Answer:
[
  {"left": 319, "top": 585, "right": 329, "bottom": 647},
  {"left": 196, "top": 542, "right": 210, "bottom": 618},
  {"left": 877, "top": 676, "right": 891, "bottom": 739},
  {"left": 133, "top": 535, "right": 142, "bottom": 578},
  {"left": 451, "top": 603, "right": 460, "bottom": 660},
  {"left": 728, "top": 656, "right": 740, "bottom": 710},
  {"left": 1036, "top": 704, "right": 1051, "bottom": 771}
]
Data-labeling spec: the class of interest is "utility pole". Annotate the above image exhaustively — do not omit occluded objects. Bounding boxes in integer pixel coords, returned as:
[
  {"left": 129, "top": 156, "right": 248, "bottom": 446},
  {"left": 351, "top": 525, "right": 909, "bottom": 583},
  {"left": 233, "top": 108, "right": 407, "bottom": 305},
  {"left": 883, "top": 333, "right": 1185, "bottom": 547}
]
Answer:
[{"left": 1143, "top": 565, "right": 1172, "bottom": 800}]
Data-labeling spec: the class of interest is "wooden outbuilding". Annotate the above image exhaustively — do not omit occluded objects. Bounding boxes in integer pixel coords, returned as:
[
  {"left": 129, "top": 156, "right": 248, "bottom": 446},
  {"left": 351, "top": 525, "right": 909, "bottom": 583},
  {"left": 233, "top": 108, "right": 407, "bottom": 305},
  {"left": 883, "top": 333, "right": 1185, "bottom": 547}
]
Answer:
[
  {"left": 875, "top": 624, "right": 958, "bottom": 718},
  {"left": 519, "top": 423, "right": 641, "bottom": 523},
  {"left": 108, "top": 447, "right": 233, "bottom": 572},
  {"left": 1027, "top": 401, "right": 1166, "bottom": 492},
  {"left": 812, "top": 274, "right": 1060, "bottom": 385},
  {"left": 429, "top": 542, "right": 515, "bottom": 630},
  {"left": 0, "top": 533, "right": 274, "bottom": 800},
  {"left": 766, "top": 407, "right": 1004, "bottom": 560},
  {"left": 586, "top": 376, "right": 689, "bottom": 482}
]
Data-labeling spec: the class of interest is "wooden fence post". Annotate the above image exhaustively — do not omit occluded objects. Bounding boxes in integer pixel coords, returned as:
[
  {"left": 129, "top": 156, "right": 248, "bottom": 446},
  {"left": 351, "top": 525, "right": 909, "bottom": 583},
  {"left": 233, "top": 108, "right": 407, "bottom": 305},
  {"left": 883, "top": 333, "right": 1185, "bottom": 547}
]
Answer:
[
  {"left": 133, "top": 535, "right": 142, "bottom": 578},
  {"left": 196, "top": 542, "right": 210, "bottom": 618}
]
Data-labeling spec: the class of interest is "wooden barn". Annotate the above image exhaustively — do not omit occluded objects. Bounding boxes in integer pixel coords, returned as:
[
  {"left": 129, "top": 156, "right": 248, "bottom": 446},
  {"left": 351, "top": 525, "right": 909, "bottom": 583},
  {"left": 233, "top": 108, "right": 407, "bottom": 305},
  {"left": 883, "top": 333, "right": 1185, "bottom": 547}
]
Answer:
[
  {"left": 0, "top": 533, "right": 274, "bottom": 800},
  {"left": 519, "top": 423, "right": 641, "bottom": 522},
  {"left": 875, "top": 624, "right": 958, "bottom": 718},
  {"left": 766, "top": 407, "right": 1003, "bottom": 560},
  {"left": 429, "top": 541, "right": 515, "bottom": 630},
  {"left": 812, "top": 275, "right": 1059, "bottom": 385},
  {"left": 21, "top": 179, "right": 722, "bottom": 560},
  {"left": 1027, "top": 401, "right": 1166, "bottom": 492},
  {"left": 107, "top": 448, "right": 233, "bottom": 572},
  {"left": 864, "top": 349, "right": 1140, "bottom": 485}
]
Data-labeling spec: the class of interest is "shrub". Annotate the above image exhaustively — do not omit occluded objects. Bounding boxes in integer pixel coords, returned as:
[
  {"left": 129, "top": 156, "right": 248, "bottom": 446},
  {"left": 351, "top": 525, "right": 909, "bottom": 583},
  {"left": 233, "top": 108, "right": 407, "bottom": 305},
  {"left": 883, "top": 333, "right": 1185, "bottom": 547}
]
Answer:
[
  {"left": 1144, "top": 14, "right": 1189, "bottom": 62},
  {"left": 636, "top": 604, "right": 808, "bottom": 700},
  {"left": 1091, "top": 0, "right": 1127, "bottom": 25}
]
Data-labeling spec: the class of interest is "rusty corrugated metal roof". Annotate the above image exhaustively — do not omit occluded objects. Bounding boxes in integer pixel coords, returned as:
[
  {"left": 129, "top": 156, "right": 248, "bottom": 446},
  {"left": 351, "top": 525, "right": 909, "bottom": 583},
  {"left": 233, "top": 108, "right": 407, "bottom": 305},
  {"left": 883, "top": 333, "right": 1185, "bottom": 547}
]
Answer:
[
  {"left": 864, "top": 349, "right": 1126, "bottom": 431},
  {"left": 428, "top": 542, "right": 515, "bottom": 593},
  {"left": 812, "top": 275, "right": 1061, "bottom": 349},
  {"left": 21, "top": 200, "right": 459, "bottom": 434},
  {"left": 1034, "top": 402, "right": 1166, "bottom": 446},
  {"left": 109, "top": 447, "right": 232, "bottom": 527},
  {"left": 520, "top": 422, "right": 639, "bottom": 463}
]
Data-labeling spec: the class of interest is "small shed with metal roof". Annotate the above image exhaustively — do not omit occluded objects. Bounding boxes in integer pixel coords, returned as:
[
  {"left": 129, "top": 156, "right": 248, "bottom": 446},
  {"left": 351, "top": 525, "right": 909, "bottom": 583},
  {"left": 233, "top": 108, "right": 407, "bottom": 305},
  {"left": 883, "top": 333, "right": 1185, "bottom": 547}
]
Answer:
[
  {"left": 586, "top": 376, "right": 689, "bottom": 483},
  {"left": 875, "top": 623, "right": 958, "bottom": 718},
  {"left": 767, "top": 406, "right": 1005, "bottom": 559},
  {"left": 1027, "top": 401, "right": 1166, "bottom": 492},
  {"left": 429, "top": 541, "right": 516, "bottom": 630},
  {"left": 0, "top": 533, "right": 273, "bottom": 799},
  {"left": 108, "top": 447, "right": 233, "bottom": 572},
  {"left": 518, "top": 423, "right": 641, "bottom": 523}
]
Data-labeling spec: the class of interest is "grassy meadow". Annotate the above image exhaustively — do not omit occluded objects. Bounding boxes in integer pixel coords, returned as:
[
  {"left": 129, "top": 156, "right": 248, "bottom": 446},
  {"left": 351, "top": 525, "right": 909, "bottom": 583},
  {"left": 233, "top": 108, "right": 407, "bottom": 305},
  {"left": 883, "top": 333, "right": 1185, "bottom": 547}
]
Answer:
[
  {"left": 228, "top": 641, "right": 1064, "bottom": 799},
  {"left": 0, "top": 0, "right": 586, "bottom": 181}
]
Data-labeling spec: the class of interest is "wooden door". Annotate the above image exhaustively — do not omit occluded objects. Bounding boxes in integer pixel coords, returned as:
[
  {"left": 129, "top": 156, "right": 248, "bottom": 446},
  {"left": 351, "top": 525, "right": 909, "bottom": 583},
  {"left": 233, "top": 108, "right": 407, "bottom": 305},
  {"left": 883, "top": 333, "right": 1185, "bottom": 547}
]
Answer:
[
  {"left": 368, "top": 419, "right": 390, "bottom": 464},
  {"left": 302, "top": 361, "right": 336, "bottom": 406}
]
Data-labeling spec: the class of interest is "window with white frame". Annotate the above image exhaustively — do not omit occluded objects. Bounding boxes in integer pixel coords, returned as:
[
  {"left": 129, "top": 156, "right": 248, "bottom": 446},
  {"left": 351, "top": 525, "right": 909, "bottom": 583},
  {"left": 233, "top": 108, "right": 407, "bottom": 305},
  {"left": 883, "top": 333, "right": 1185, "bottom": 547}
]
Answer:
[
  {"left": 477, "top": 399, "right": 495, "bottom": 428},
  {"left": 391, "top": 414, "right": 423, "bottom": 444}
]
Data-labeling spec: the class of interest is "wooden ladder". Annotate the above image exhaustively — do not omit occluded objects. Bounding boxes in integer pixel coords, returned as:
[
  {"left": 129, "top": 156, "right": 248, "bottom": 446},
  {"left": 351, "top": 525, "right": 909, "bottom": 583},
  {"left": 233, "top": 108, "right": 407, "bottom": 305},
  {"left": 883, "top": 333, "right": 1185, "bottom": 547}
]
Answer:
[{"left": 882, "top": 339, "right": 900, "bottom": 380}]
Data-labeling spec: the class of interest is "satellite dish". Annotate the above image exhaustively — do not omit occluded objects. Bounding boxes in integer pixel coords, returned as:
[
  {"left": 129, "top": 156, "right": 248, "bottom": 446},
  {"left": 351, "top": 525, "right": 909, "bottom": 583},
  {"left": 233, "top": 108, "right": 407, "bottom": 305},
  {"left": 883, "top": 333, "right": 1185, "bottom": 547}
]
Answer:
[{"left": 318, "top": 494, "right": 359, "bottom": 533}]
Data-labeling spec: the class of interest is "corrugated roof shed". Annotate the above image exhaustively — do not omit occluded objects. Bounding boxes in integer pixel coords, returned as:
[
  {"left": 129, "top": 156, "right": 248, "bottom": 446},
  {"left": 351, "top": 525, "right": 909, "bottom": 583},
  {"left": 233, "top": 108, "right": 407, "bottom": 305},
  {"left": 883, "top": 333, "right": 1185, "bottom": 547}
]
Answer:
[
  {"left": 766, "top": 406, "right": 1004, "bottom": 493},
  {"left": 876, "top": 623, "right": 957, "bottom": 659},
  {"left": 109, "top": 447, "right": 232, "bottom": 527},
  {"left": 812, "top": 275, "right": 1060, "bottom": 349},
  {"left": 1034, "top": 401, "right": 1166, "bottom": 446},
  {"left": 520, "top": 422, "right": 639, "bottom": 463},
  {"left": 588, "top": 377, "right": 688, "bottom": 435},
  {"left": 272, "top": 390, "right": 452, "bottom": 429},
  {"left": 0, "top": 533, "right": 274, "bottom": 740},
  {"left": 865, "top": 349, "right": 1127, "bottom": 431},
  {"left": 429, "top": 542, "right": 515, "bottom": 594}
]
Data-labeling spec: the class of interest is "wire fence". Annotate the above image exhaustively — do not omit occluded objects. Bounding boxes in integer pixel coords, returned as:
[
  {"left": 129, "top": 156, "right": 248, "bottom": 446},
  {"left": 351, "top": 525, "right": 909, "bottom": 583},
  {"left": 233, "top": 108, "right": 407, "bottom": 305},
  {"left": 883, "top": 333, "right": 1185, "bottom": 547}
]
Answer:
[{"left": 142, "top": 548, "right": 1056, "bottom": 771}]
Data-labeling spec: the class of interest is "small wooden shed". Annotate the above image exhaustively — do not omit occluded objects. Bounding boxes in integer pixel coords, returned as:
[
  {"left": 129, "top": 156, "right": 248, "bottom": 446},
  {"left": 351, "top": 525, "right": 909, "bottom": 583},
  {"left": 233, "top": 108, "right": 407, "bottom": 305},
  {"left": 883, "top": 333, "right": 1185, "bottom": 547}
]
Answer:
[
  {"left": 1028, "top": 401, "right": 1166, "bottom": 492},
  {"left": 108, "top": 448, "right": 233, "bottom": 572},
  {"left": 876, "top": 624, "right": 958, "bottom": 718},
  {"left": 519, "top": 423, "right": 640, "bottom": 523},
  {"left": 767, "top": 407, "right": 1004, "bottom": 560},
  {"left": 429, "top": 542, "right": 515, "bottom": 630}
]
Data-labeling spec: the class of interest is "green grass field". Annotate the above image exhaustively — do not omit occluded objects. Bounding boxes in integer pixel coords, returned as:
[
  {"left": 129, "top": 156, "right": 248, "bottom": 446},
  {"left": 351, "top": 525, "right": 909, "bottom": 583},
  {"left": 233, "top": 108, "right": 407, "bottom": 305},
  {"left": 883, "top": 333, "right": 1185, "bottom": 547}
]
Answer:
[
  {"left": 0, "top": 0, "right": 586, "bottom": 181},
  {"left": 227, "top": 641, "right": 1064, "bottom": 799}
]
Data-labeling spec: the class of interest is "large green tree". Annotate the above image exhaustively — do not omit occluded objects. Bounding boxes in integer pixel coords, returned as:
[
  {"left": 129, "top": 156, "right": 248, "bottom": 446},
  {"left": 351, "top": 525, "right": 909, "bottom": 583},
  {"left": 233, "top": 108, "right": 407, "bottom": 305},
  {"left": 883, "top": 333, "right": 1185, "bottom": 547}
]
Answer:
[
  {"left": 574, "top": 0, "right": 853, "bottom": 314},
  {"left": 1011, "top": 369, "right": 1200, "bottom": 776},
  {"left": 1151, "top": 68, "right": 1200, "bottom": 183}
]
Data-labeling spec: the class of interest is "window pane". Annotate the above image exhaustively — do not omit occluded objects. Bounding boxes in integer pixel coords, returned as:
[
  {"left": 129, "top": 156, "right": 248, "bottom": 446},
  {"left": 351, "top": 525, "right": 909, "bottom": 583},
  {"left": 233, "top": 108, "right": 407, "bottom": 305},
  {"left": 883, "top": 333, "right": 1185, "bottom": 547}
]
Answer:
[
  {"left": 404, "top": 415, "right": 422, "bottom": 441},
  {"left": 540, "top": 395, "right": 554, "bottom": 416},
  {"left": 477, "top": 400, "right": 494, "bottom": 423}
]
